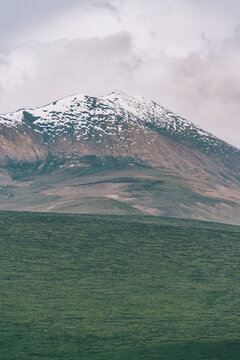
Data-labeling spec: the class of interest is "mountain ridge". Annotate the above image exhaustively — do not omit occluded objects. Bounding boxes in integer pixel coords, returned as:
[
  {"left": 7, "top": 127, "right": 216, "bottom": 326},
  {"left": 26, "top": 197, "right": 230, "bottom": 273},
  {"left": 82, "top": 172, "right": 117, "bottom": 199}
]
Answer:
[
  {"left": 0, "top": 90, "right": 239, "bottom": 224},
  {"left": 1, "top": 90, "right": 238, "bottom": 151}
]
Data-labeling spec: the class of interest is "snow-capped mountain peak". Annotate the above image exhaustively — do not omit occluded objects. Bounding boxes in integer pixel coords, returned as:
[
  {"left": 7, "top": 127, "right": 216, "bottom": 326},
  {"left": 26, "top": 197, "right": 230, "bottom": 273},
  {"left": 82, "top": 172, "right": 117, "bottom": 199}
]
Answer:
[
  {"left": 0, "top": 91, "right": 238, "bottom": 161},
  {"left": 0, "top": 91, "right": 239, "bottom": 225}
]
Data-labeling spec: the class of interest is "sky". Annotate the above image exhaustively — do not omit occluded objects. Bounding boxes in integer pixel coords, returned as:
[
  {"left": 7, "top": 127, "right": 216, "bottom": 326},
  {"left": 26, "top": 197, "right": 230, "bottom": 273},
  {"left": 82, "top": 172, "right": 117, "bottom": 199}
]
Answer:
[{"left": 0, "top": 0, "right": 240, "bottom": 148}]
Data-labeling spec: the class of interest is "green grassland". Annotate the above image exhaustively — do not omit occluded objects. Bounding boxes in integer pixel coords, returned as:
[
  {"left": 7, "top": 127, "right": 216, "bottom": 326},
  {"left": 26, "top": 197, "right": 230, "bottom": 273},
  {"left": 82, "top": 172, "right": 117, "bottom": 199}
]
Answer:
[{"left": 0, "top": 211, "right": 240, "bottom": 359}]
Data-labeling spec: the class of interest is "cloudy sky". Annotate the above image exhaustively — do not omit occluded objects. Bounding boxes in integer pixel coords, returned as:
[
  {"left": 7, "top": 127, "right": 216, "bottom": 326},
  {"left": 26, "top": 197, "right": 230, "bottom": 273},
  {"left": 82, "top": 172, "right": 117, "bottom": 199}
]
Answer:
[{"left": 0, "top": 0, "right": 240, "bottom": 147}]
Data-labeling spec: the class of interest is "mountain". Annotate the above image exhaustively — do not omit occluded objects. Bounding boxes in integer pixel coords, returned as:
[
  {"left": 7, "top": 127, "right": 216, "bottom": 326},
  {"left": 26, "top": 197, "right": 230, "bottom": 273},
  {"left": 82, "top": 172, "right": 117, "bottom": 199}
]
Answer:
[{"left": 0, "top": 90, "right": 239, "bottom": 224}]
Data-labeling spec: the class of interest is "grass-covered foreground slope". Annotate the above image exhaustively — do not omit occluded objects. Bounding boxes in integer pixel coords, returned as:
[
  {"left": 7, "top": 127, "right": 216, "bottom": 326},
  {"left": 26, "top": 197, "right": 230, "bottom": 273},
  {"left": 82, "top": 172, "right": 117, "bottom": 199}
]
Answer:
[{"left": 0, "top": 211, "right": 240, "bottom": 360}]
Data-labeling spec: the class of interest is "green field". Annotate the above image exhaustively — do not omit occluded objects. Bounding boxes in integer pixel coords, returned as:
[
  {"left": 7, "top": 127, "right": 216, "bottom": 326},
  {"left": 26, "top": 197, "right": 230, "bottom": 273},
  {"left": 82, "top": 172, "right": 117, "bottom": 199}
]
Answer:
[{"left": 0, "top": 211, "right": 240, "bottom": 359}]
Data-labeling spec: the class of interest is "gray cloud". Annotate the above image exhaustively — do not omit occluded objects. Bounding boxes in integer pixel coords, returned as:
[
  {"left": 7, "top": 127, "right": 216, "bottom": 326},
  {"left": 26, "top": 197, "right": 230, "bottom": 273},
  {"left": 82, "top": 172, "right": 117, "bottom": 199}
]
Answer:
[{"left": 0, "top": 32, "right": 136, "bottom": 110}]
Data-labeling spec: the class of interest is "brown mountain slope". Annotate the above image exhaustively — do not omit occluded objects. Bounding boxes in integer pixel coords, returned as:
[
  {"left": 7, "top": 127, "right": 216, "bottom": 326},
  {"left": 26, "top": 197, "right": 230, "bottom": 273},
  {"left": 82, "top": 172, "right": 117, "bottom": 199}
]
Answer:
[{"left": 0, "top": 91, "right": 239, "bottom": 224}]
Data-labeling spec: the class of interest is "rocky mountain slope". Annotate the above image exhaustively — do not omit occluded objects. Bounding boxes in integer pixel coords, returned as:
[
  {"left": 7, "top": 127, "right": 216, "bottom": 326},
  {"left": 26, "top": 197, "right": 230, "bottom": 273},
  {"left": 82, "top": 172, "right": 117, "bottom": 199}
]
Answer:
[{"left": 0, "top": 91, "right": 239, "bottom": 224}]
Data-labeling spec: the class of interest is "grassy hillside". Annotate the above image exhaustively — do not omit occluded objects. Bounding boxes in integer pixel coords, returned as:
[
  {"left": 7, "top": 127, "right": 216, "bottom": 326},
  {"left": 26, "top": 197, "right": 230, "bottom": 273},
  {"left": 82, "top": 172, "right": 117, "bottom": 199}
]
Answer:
[{"left": 0, "top": 211, "right": 240, "bottom": 359}]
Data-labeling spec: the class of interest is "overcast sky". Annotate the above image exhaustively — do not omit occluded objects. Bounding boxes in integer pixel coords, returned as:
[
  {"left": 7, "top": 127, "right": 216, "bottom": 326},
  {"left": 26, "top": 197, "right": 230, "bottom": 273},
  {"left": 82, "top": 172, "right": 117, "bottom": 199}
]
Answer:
[{"left": 0, "top": 0, "right": 240, "bottom": 147}]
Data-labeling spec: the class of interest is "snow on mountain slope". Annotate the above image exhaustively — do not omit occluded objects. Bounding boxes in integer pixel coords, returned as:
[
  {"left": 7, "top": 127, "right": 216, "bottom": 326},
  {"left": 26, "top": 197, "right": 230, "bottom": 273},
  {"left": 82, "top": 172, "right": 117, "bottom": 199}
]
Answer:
[
  {"left": 0, "top": 90, "right": 234, "bottom": 153},
  {"left": 0, "top": 91, "right": 239, "bottom": 175},
  {"left": 105, "top": 91, "right": 238, "bottom": 156}
]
